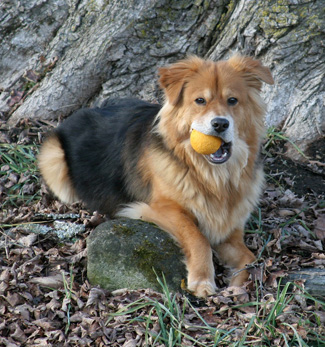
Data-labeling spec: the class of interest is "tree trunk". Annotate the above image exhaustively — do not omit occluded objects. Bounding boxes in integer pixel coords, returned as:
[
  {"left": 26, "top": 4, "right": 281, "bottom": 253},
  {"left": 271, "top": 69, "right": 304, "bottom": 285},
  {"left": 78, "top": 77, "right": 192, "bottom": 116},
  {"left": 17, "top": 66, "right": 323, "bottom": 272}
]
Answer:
[
  {"left": 2, "top": 0, "right": 227, "bottom": 120},
  {"left": 1, "top": 0, "right": 324, "bottom": 161},
  {"left": 206, "top": 0, "right": 325, "bottom": 161}
]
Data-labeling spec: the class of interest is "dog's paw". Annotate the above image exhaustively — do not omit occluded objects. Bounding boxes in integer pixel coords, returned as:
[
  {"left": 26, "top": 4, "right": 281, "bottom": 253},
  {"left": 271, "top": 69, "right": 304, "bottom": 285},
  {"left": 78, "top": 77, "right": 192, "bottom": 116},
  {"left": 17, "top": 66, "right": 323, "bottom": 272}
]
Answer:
[
  {"left": 187, "top": 280, "right": 216, "bottom": 298},
  {"left": 229, "top": 268, "right": 250, "bottom": 287}
]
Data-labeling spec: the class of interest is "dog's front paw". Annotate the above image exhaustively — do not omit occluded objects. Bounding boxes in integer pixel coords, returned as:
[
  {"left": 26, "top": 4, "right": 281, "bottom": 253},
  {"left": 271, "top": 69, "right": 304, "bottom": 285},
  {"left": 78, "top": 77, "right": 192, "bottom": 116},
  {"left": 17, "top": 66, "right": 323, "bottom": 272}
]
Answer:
[{"left": 187, "top": 280, "right": 216, "bottom": 298}]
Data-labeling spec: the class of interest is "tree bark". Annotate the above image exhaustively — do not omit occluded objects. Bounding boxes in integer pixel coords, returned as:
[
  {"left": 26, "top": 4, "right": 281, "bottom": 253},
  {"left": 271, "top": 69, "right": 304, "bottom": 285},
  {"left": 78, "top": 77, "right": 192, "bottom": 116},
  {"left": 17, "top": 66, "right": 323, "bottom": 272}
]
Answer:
[
  {"left": 1, "top": 0, "right": 324, "bottom": 160},
  {"left": 2, "top": 0, "right": 227, "bottom": 120},
  {"left": 207, "top": 0, "right": 325, "bottom": 160}
]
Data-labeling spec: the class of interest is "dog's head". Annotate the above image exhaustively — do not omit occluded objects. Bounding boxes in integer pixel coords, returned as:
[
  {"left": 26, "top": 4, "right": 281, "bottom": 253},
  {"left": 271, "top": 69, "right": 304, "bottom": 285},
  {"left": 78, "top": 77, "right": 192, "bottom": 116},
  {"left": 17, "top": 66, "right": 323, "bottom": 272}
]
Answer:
[{"left": 158, "top": 54, "right": 274, "bottom": 165}]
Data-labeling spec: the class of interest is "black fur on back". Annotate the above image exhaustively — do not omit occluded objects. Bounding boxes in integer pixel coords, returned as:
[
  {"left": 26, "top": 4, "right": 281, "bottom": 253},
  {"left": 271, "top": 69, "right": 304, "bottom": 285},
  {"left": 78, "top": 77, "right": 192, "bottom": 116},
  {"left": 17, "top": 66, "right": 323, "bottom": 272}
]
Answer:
[{"left": 55, "top": 98, "right": 161, "bottom": 216}]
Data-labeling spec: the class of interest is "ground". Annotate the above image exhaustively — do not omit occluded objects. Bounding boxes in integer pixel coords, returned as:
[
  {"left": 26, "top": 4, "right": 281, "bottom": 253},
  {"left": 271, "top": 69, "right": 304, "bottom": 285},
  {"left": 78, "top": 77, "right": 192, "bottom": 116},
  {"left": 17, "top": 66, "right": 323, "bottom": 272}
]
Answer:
[{"left": 0, "top": 117, "right": 324, "bottom": 346}]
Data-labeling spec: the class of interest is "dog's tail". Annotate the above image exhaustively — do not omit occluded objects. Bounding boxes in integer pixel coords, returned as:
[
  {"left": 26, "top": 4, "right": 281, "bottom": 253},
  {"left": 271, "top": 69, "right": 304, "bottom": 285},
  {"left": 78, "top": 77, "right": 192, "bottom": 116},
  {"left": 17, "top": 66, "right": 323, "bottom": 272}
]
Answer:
[{"left": 38, "top": 133, "right": 78, "bottom": 204}]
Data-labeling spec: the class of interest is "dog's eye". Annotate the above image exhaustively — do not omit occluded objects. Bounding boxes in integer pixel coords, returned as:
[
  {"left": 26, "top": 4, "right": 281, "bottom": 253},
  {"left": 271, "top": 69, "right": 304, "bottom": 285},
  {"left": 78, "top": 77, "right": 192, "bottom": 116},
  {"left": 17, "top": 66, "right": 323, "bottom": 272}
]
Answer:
[
  {"left": 195, "top": 98, "right": 206, "bottom": 105},
  {"left": 227, "top": 97, "right": 238, "bottom": 106}
]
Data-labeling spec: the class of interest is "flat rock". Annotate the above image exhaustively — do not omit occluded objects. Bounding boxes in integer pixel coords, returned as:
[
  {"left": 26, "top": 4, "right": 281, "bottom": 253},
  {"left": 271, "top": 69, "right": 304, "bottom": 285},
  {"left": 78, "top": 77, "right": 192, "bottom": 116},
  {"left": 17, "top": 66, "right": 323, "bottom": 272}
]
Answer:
[{"left": 87, "top": 218, "right": 186, "bottom": 293}]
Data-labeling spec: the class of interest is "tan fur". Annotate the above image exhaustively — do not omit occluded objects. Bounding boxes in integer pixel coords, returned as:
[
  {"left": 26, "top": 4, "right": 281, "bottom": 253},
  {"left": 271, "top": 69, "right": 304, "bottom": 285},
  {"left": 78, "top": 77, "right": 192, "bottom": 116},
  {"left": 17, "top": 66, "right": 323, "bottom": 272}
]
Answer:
[
  {"left": 38, "top": 135, "right": 78, "bottom": 204},
  {"left": 39, "top": 55, "right": 273, "bottom": 297},
  {"left": 119, "top": 55, "right": 273, "bottom": 297}
]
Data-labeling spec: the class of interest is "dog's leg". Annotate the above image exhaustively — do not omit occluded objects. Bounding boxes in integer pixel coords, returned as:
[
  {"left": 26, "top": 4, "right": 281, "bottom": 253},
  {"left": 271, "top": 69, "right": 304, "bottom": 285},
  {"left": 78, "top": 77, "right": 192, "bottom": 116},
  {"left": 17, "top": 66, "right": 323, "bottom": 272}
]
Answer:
[
  {"left": 119, "top": 200, "right": 216, "bottom": 297},
  {"left": 214, "top": 228, "right": 255, "bottom": 286}
]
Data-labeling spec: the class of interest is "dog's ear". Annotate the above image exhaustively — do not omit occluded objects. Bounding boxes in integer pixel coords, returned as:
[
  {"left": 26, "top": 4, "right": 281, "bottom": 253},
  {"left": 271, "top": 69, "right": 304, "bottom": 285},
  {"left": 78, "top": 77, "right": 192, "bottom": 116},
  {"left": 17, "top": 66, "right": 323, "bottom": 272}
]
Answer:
[
  {"left": 229, "top": 55, "right": 274, "bottom": 90},
  {"left": 159, "top": 57, "right": 203, "bottom": 106}
]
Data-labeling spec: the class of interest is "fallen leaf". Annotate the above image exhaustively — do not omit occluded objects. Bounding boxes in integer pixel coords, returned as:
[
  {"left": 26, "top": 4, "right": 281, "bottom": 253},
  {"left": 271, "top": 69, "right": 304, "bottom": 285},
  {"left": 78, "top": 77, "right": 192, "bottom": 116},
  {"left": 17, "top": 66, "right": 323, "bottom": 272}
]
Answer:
[
  {"left": 314, "top": 214, "right": 325, "bottom": 241},
  {"left": 10, "top": 323, "right": 27, "bottom": 343},
  {"left": 220, "top": 286, "right": 249, "bottom": 303},
  {"left": 4, "top": 293, "right": 23, "bottom": 307},
  {"left": 279, "top": 209, "right": 295, "bottom": 217},
  {"left": 33, "top": 318, "right": 60, "bottom": 331},
  {"left": 19, "top": 234, "right": 37, "bottom": 247},
  {"left": 29, "top": 274, "right": 64, "bottom": 289}
]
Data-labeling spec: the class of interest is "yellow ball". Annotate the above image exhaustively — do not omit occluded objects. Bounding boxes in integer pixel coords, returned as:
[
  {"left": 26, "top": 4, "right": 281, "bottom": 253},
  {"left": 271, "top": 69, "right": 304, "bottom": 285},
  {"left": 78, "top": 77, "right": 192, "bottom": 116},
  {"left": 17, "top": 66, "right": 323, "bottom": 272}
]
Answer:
[{"left": 190, "top": 129, "right": 222, "bottom": 155}]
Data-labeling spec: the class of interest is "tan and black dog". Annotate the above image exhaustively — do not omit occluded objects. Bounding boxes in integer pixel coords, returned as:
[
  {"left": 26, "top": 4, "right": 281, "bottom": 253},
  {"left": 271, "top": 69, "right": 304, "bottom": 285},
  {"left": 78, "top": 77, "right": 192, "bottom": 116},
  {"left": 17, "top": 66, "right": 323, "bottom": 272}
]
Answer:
[{"left": 39, "top": 54, "right": 273, "bottom": 297}]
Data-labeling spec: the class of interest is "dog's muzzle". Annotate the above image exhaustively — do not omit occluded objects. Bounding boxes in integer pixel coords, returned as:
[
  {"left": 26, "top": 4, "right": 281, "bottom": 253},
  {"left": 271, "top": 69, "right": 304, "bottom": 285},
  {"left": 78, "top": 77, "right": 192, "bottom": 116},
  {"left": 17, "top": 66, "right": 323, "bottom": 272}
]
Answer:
[
  {"left": 191, "top": 115, "right": 233, "bottom": 164},
  {"left": 205, "top": 141, "right": 232, "bottom": 164},
  {"left": 203, "top": 117, "right": 232, "bottom": 164}
]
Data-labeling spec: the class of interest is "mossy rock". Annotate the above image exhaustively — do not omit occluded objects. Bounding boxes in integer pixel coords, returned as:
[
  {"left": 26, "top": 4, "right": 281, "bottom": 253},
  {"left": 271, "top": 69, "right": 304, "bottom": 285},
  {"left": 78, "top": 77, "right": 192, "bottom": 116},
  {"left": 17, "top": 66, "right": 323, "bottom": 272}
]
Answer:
[{"left": 87, "top": 218, "right": 186, "bottom": 293}]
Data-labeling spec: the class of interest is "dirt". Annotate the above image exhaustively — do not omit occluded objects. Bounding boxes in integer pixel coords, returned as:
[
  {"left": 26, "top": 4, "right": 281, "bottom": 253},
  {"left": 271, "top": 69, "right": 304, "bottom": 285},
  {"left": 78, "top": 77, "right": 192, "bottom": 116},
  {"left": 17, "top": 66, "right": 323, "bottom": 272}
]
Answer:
[{"left": 265, "top": 155, "right": 324, "bottom": 197}]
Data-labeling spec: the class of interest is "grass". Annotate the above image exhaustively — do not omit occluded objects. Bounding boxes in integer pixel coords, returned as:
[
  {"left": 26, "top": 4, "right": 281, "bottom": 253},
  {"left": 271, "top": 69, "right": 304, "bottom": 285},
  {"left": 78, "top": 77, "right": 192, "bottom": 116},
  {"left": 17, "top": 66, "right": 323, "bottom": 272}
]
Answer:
[
  {"left": 108, "top": 273, "right": 234, "bottom": 346},
  {"left": 62, "top": 267, "right": 75, "bottom": 335},
  {"left": 264, "top": 127, "right": 308, "bottom": 159},
  {"left": 0, "top": 143, "right": 41, "bottom": 206},
  {"left": 109, "top": 274, "right": 325, "bottom": 346}
]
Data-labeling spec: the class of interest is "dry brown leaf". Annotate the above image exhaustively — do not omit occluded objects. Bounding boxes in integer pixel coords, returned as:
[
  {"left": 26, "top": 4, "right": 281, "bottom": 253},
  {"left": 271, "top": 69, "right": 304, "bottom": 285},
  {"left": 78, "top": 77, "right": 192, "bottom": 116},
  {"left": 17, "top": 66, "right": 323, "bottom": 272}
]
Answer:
[
  {"left": 278, "top": 209, "right": 295, "bottom": 217},
  {"left": 46, "top": 298, "right": 61, "bottom": 312},
  {"left": 61, "top": 297, "right": 71, "bottom": 312},
  {"left": 0, "top": 281, "right": 9, "bottom": 295},
  {"left": 0, "top": 268, "right": 11, "bottom": 281},
  {"left": 69, "top": 312, "right": 84, "bottom": 323},
  {"left": 69, "top": 248, "right": 87, "bottom": 263},
  {"left": 29, "top": 274, "right": 64, "bottom": 289},
  {"left": 264, "top": 270, "right": 286, "bottom": 288},
  {"left": 86, "top": 287, "right": 107, "bottom": 307},
  {"left": 267, "top": 238, "right": 282, "bottom": 253},
  {"left": 123, "top": 338, "right": 138, "bottom": 347},
  {"left": 220, "top": 286, "right": 249, "bottom": 303},
  {"left": 236, "top": 311, "right": 255, "bottom": 322},
  {"left": 13, "top": 304, "right": 32, "bottom": 320},
  {"left": 33, "top": 318, "right": 60, "bottom": 331},
  {"left": 4, "top": 292, "right": 23, "bottom": 307},
  {"left": 314, "top": 214, "right": 325, "bottom": 241},
  {"left": 19, "top": 234, "right": 38, "bottom": 247},
  {"left": 0, "top": 338, "right": 20, "bottom": 347},
  {"left": 10, "top": 323, "right": 27, "bottom": 343}
]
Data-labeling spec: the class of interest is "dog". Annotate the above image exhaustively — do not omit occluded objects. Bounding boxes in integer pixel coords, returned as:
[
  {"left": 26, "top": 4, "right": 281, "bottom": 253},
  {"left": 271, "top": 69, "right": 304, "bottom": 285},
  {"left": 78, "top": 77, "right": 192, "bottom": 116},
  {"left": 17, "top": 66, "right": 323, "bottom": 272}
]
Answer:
[{"left": 38, "top": 54, "right": 273, "bottom": 297}]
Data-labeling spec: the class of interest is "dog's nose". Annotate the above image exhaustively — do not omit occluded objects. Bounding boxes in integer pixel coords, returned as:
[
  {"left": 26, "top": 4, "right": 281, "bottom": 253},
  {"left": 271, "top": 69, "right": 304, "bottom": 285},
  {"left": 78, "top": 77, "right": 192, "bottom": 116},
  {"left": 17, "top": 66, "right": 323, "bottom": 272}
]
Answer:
[{"left": 211, "top": 118, "right": 229, "bottom": 133}]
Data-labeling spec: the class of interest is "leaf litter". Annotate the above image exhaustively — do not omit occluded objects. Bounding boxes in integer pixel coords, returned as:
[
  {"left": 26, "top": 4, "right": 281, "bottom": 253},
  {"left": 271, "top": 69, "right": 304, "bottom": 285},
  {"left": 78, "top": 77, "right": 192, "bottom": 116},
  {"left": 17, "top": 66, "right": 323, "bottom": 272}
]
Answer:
[{"left": 0, "top": 117, "right": 324, "bottom": 346}]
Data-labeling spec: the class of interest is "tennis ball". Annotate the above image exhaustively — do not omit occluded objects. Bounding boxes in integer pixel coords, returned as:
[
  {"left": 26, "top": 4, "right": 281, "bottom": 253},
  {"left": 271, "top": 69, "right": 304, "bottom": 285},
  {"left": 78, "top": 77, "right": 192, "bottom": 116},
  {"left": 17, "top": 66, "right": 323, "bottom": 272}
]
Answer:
[{"left": 190, "top": 129, "right": 222, "bottom": 155}]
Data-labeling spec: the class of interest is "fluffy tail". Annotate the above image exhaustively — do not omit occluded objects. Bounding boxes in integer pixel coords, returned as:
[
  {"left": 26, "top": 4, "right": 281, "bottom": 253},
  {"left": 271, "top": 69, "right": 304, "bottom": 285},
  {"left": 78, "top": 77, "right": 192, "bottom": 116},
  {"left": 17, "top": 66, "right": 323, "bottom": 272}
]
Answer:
[{"left": 38, "top": 134, "right": 78, "bottom": 204}]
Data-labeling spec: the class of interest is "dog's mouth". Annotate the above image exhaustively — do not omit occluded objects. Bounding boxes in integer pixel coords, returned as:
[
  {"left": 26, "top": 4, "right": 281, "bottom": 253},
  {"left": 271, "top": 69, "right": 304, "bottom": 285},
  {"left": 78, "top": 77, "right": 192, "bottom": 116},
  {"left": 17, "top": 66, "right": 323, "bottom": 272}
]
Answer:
[{"left": 204, "top": 141, "right": 232, "bottom": 164}]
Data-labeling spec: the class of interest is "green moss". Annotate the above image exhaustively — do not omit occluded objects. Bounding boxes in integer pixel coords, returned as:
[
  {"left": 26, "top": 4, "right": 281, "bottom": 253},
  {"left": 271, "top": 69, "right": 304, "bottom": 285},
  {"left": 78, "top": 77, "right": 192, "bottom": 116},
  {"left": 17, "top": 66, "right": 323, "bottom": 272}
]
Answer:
[
  {"left": 216, "top": 0, "right": 236, "bottom": 31},
  {"left": 258, "top": 0, "right": 323, "bottom": 41},
  {"left": 139, "top": 29, "right": 147, "bottom": 38},
  {"left": 258, "top": 1, "right": 297, "bottom": 39},
  {"left": 132, "top": 240, "right": 160, "bottom": 283},
  {"left": 131, "top": 236, "right": 179, "bottom": 286},
  {"left": 227, "top": 0, "right": 236, "bottom": 13},
  {"left": 85, "top": 0, "right": 107, "bottom": 12},
  {"left": 112, "top": 223, "right": 136, "bottom": 236}
]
